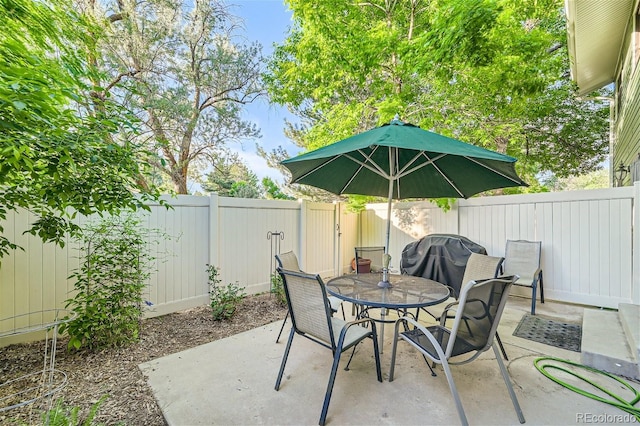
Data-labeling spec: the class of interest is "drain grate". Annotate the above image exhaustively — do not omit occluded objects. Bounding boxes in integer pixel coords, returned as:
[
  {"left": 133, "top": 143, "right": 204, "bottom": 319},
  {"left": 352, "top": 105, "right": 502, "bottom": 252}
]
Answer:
[{"left": 513, "top": 314, "right": 582, "bottom": 352}]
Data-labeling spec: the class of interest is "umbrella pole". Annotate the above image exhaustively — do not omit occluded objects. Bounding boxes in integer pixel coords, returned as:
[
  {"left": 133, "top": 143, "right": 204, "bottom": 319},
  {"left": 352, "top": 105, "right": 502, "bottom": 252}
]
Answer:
[
  {"left": 378, "top": 194, "right": 392, "bottom": 288},
  {"left": 379, "top": 153, "right": 395, "bottom": 288}
]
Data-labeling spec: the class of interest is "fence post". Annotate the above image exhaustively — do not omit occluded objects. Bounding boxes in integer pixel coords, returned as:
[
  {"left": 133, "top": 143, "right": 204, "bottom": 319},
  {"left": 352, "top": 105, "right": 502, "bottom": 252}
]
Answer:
[
  {"left": 209, "top": 192, "right": 219, "bottom": 282},
  {"left": 334, "top": 201, "right": 341, "bottom": 277},
  {"left": 633, "top": 182, "right": 640, "bottom": 304},
  {"left": 298, "top": 199, "right": 307, "bottom": 270}
]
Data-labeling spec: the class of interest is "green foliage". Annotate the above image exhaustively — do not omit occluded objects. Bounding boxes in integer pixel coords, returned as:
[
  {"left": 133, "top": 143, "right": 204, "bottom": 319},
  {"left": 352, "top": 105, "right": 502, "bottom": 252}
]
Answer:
[
  {"left": 60, "top": 214, "right": 163, "bottom": 351},
  {"left": 262, "top": 177, "right": 295, "bottom": 200},
  {"left": 86, "top": 1, "right": 265, "bottom": 193},
  {"left": 203, "top": 154, "right": 262, "bottom": 198},
  {"left": 0, "top": 0, "right": 163, "bottom": 259},
  {"left": 207, "top": 264, "right": 246, "bottom": 320},
  {"left": 42, "top": 396, "right": 109, "bottom": 426},
  {"left": 270, "top": 273, "right": 287, "bottom": 307},
  {"left": 266, "top": 0, "right": 609, "bottom": 195},
  {"left": 542, "top": 168, "right": 608, "bottom": 191}
]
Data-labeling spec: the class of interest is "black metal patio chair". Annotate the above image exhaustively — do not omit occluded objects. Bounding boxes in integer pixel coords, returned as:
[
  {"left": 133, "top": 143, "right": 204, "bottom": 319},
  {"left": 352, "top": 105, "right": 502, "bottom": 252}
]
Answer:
[
  {"left": 275, "top": 268, "right": 382, "bottom": 426},
  {"left": 274, "top": 251, "right": 345, "bottom": 343},
  {"left": 354, "top": 246, "right": 385, "bottom": 273},
  {"left": 389, "top": 275, "right": 525, "bottom": 426},
  {"left": 423, "top": 252, "right": 509, "bottom": 360},
  {"left": 503, "top": 239, "right": 544, "bottom": 315}
]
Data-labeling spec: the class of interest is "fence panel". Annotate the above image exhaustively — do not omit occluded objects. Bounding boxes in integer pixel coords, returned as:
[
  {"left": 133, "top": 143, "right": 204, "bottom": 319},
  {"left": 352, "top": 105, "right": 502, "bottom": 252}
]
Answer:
[
  {"left": 141, "top": 196, "right": 210, "bottom": 316},
  {"left": 0, "top": 208, "right": 82, "bottom": 338},
  {"left": 366, "top": 187, "right": 636, "bottom": 309},
  {"left": 337, "top": 204, "right": 359, "bottom": 275},
  {"left": 299, "top": 201, "right": 337, "bottom": 278},
  {"left": 216, "top": 198, "right": 301, "bottom": 295},
  {"left": 360, "top": 201, "right": 457, "bottom": 271}
]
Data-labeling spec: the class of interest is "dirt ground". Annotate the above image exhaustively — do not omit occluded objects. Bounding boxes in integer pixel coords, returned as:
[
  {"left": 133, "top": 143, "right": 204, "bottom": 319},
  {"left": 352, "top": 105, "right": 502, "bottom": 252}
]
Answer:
[{"left": 0, "top": 293, "right": 287, "bottom": 425}]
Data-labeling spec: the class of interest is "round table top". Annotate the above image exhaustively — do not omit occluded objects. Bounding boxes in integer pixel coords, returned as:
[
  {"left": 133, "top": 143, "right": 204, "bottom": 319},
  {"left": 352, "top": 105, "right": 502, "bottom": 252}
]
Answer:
[{"left": 326, "top": 273, "right": 450, "bottom": 309}]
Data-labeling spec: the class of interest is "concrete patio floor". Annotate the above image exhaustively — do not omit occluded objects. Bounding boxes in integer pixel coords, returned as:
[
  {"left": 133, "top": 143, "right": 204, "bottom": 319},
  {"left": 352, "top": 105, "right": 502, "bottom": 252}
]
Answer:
[{"left": 139, "top": 296, "right": 640, "bottom": 425}]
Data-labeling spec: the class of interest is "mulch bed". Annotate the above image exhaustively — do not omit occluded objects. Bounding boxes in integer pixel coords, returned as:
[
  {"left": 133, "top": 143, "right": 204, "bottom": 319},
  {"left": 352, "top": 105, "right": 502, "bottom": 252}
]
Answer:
[{"left": 0, "top": 293, "right": 287, "bottom": 425}]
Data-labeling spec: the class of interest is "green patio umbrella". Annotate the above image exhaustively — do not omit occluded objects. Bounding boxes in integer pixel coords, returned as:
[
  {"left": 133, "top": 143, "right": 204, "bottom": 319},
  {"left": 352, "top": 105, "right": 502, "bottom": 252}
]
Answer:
[{"left": 281, "top": 118, "right": 528, "bottom": 286}]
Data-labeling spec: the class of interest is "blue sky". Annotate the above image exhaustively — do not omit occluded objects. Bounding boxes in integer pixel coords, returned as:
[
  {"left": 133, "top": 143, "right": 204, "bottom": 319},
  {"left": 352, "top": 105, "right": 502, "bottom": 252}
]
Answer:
[{"left": 229, "top": 1, "right": 299, "bottom": 183}]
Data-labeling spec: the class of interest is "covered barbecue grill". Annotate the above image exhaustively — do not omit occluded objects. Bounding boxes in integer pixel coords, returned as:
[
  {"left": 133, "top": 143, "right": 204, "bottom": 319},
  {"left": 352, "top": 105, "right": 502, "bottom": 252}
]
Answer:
[{"left": 400, "top": 234, "right": 487, "bottom": 298}]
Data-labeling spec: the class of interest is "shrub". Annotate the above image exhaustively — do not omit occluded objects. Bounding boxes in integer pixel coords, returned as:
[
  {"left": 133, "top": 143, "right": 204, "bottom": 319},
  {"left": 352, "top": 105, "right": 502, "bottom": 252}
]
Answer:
[
  {"left": 60, "top": 214, "right": 165, "bottom": 351},
  {"left": 270, "top": 272, "right": 287, "bottom": 307},
  {"left": 207, "top": 264, "right": 246, "bottom": 320}
]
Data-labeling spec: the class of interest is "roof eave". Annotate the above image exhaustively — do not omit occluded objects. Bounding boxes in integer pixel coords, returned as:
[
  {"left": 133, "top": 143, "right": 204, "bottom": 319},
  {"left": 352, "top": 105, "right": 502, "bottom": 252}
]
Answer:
[{"left": 564, "top": 0, "right": 635, "bottom": 95}]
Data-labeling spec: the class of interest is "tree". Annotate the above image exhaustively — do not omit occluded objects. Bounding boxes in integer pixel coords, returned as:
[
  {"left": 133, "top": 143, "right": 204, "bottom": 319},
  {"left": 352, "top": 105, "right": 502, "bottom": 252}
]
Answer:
[
  {"left": 0, "top": 0, "right": 162, "bottom": 257},
  {"left": 81, "top": 0, "right": 265, "bottom": 194},
  {"left": 262, "top": 177, "right": 295, "bottom": 200},
  {"left": 541, "top": 169, "right": 608, "bottom": 191},
  {"left": 203, "top": 153, "right": 261, "bottom": 198},
  {"left": 264, "top": 0, "right": 609, "bottom": 191}
]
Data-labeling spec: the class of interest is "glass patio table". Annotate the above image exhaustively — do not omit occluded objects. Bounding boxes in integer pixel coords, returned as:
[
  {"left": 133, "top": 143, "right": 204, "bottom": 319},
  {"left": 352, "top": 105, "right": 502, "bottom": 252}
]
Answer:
[{"left": 326, "top": 273, "right": 450, "bottom": 352}]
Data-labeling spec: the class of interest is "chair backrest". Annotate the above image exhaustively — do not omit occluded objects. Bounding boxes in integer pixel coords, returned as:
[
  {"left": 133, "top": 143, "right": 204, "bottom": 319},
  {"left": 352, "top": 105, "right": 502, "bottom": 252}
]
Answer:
[
  {"left": 354, "top": 246, "right": 385, "bottom": 273},
  {"left": 276, "top": 268, "right": 335, "bottom": 348},
  {"left": 460, "top": 253, "right": 504, "bottom": 296},
  {"left": 502, "top": 240, "right": 541, "bottom": 281},
  {"left": 275, "top": 251, "right": 301, "bottom": 271},
  {"left": 445, "top": 275, "right": 517, "bottom": 358}
]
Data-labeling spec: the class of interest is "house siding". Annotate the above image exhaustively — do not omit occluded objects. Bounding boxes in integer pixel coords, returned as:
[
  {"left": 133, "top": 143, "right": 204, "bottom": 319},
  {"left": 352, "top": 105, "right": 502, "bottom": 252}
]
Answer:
[{"left": 614, "top": 16, "right": 640, "bottom": 185}]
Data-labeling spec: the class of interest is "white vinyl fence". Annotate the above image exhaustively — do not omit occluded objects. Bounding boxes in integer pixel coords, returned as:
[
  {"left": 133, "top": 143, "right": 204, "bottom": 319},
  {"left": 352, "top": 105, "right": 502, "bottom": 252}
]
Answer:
[
  {"left": 361, "top": 184, "right": 640, "bottom": 309},
  {"left": 0, "top": 195, "right": 358, "bottom": 338},
  {"left": 1, "top": 184, "right": 639, "bottom": 344}
]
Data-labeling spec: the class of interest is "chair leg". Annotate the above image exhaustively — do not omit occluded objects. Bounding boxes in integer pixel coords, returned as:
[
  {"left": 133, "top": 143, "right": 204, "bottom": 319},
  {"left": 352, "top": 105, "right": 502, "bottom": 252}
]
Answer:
[
  {"left": 370, "top": 323, "right": 383, "bottom": 382},
  {"left": 530, "top": 284, "right": 537, "bottom": 315},
  {"left": 344, "top": 346, "right": 357, "bottom": 371},
  {"left": 319, "top": 349, "right": 342, "bottom": 426},
  {"left": 492, "top": 344, "right": 526, "bottom": 423},
  {"left": 439, "top": 356, "right": 469, "bottom": 426},
  {"left": 539, "top": 273, "right": 544, "bottom": 303},
  {"left": 389, "top": 321, "right": 403, "bottom": 381},
  {"left": 423, "top": 354, "right": 437, "bottom": 376},
  {"left": 495, "top": 332, "right": 509, "bottom": 361},
  {"left": 275, "top": 327, "right": 295, "bottom": 390},
  {"left": 276, "top": 310, "right": 289, "bottom": 343}
]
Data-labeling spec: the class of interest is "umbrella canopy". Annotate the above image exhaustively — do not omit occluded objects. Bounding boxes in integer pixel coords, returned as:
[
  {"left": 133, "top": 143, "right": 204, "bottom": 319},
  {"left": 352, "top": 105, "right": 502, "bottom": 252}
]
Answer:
[
  {"left": 281, "top": 119, "right": 528, "bottom": 286},
  {"left": 282, "top": 119, "right": 527, "bottom": 199}
]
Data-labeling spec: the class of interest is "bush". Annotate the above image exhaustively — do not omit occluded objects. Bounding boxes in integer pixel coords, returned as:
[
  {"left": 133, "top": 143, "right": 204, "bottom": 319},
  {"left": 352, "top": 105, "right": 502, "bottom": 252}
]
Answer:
[
  {"left": 270, "top": 272, "right": 287, "bottom": 307},
  {"left": 60, "top": 214, "right": 165, "bottom": 351},
  {"left": 207, "top": 264, "right": 246, "bottom": 320}
]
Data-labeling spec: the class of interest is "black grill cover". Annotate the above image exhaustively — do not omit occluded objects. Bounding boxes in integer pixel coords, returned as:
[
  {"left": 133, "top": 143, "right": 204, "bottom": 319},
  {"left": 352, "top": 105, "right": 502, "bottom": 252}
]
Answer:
[{"left": 400, "top": 234, "right": 487, "bottom": 298}]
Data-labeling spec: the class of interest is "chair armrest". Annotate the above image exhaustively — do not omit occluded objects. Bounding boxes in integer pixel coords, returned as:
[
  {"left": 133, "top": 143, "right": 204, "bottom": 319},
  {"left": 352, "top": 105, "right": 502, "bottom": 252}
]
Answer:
[
  {"left": 394, "top": 316, "right": 448, "bottom": 363},
  {"left": 335, "top": 317, "right": 379, "bottom": 349},
  {"left": 344, "top": 317, "right": 380, "bottom": 338},
  {"left": 534, "top": 268, "right": 542, "bottom": 283},
  {"left": 346, "top": 317, "right": 377, "bottom": 329},
  {"left": 440, "top": 303, "right": 460, "bottom": 325}
]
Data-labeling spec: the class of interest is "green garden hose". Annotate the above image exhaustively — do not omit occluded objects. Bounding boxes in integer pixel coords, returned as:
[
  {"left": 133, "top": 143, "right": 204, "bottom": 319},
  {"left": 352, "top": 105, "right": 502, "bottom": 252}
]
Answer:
[{"left": 534, "top": 357, "right": 640, "bottom": 421}]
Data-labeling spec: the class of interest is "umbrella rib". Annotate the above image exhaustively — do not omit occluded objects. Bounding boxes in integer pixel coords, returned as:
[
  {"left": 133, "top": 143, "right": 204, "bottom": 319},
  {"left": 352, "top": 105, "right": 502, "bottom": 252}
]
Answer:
[
  {"left": 466, "top": 156, "right": 524, "bottom": 184},
  {"left": 291, "top": 155, "right": 344, "bottom": 183},
  {"left": 339, "top": 149, "right": 390, "bottom": 194},
  {"left": 396, "top": 152, "right": 446, "bottom": 178},
  {"left": 342, "top": 149, "right": 390, "bottom": 179},
  {"left": 339, "top": 158, "right": 367, "bottom": 194},
  {"left": 404, "top": 152, "right": 466, "bottom": 198}
]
